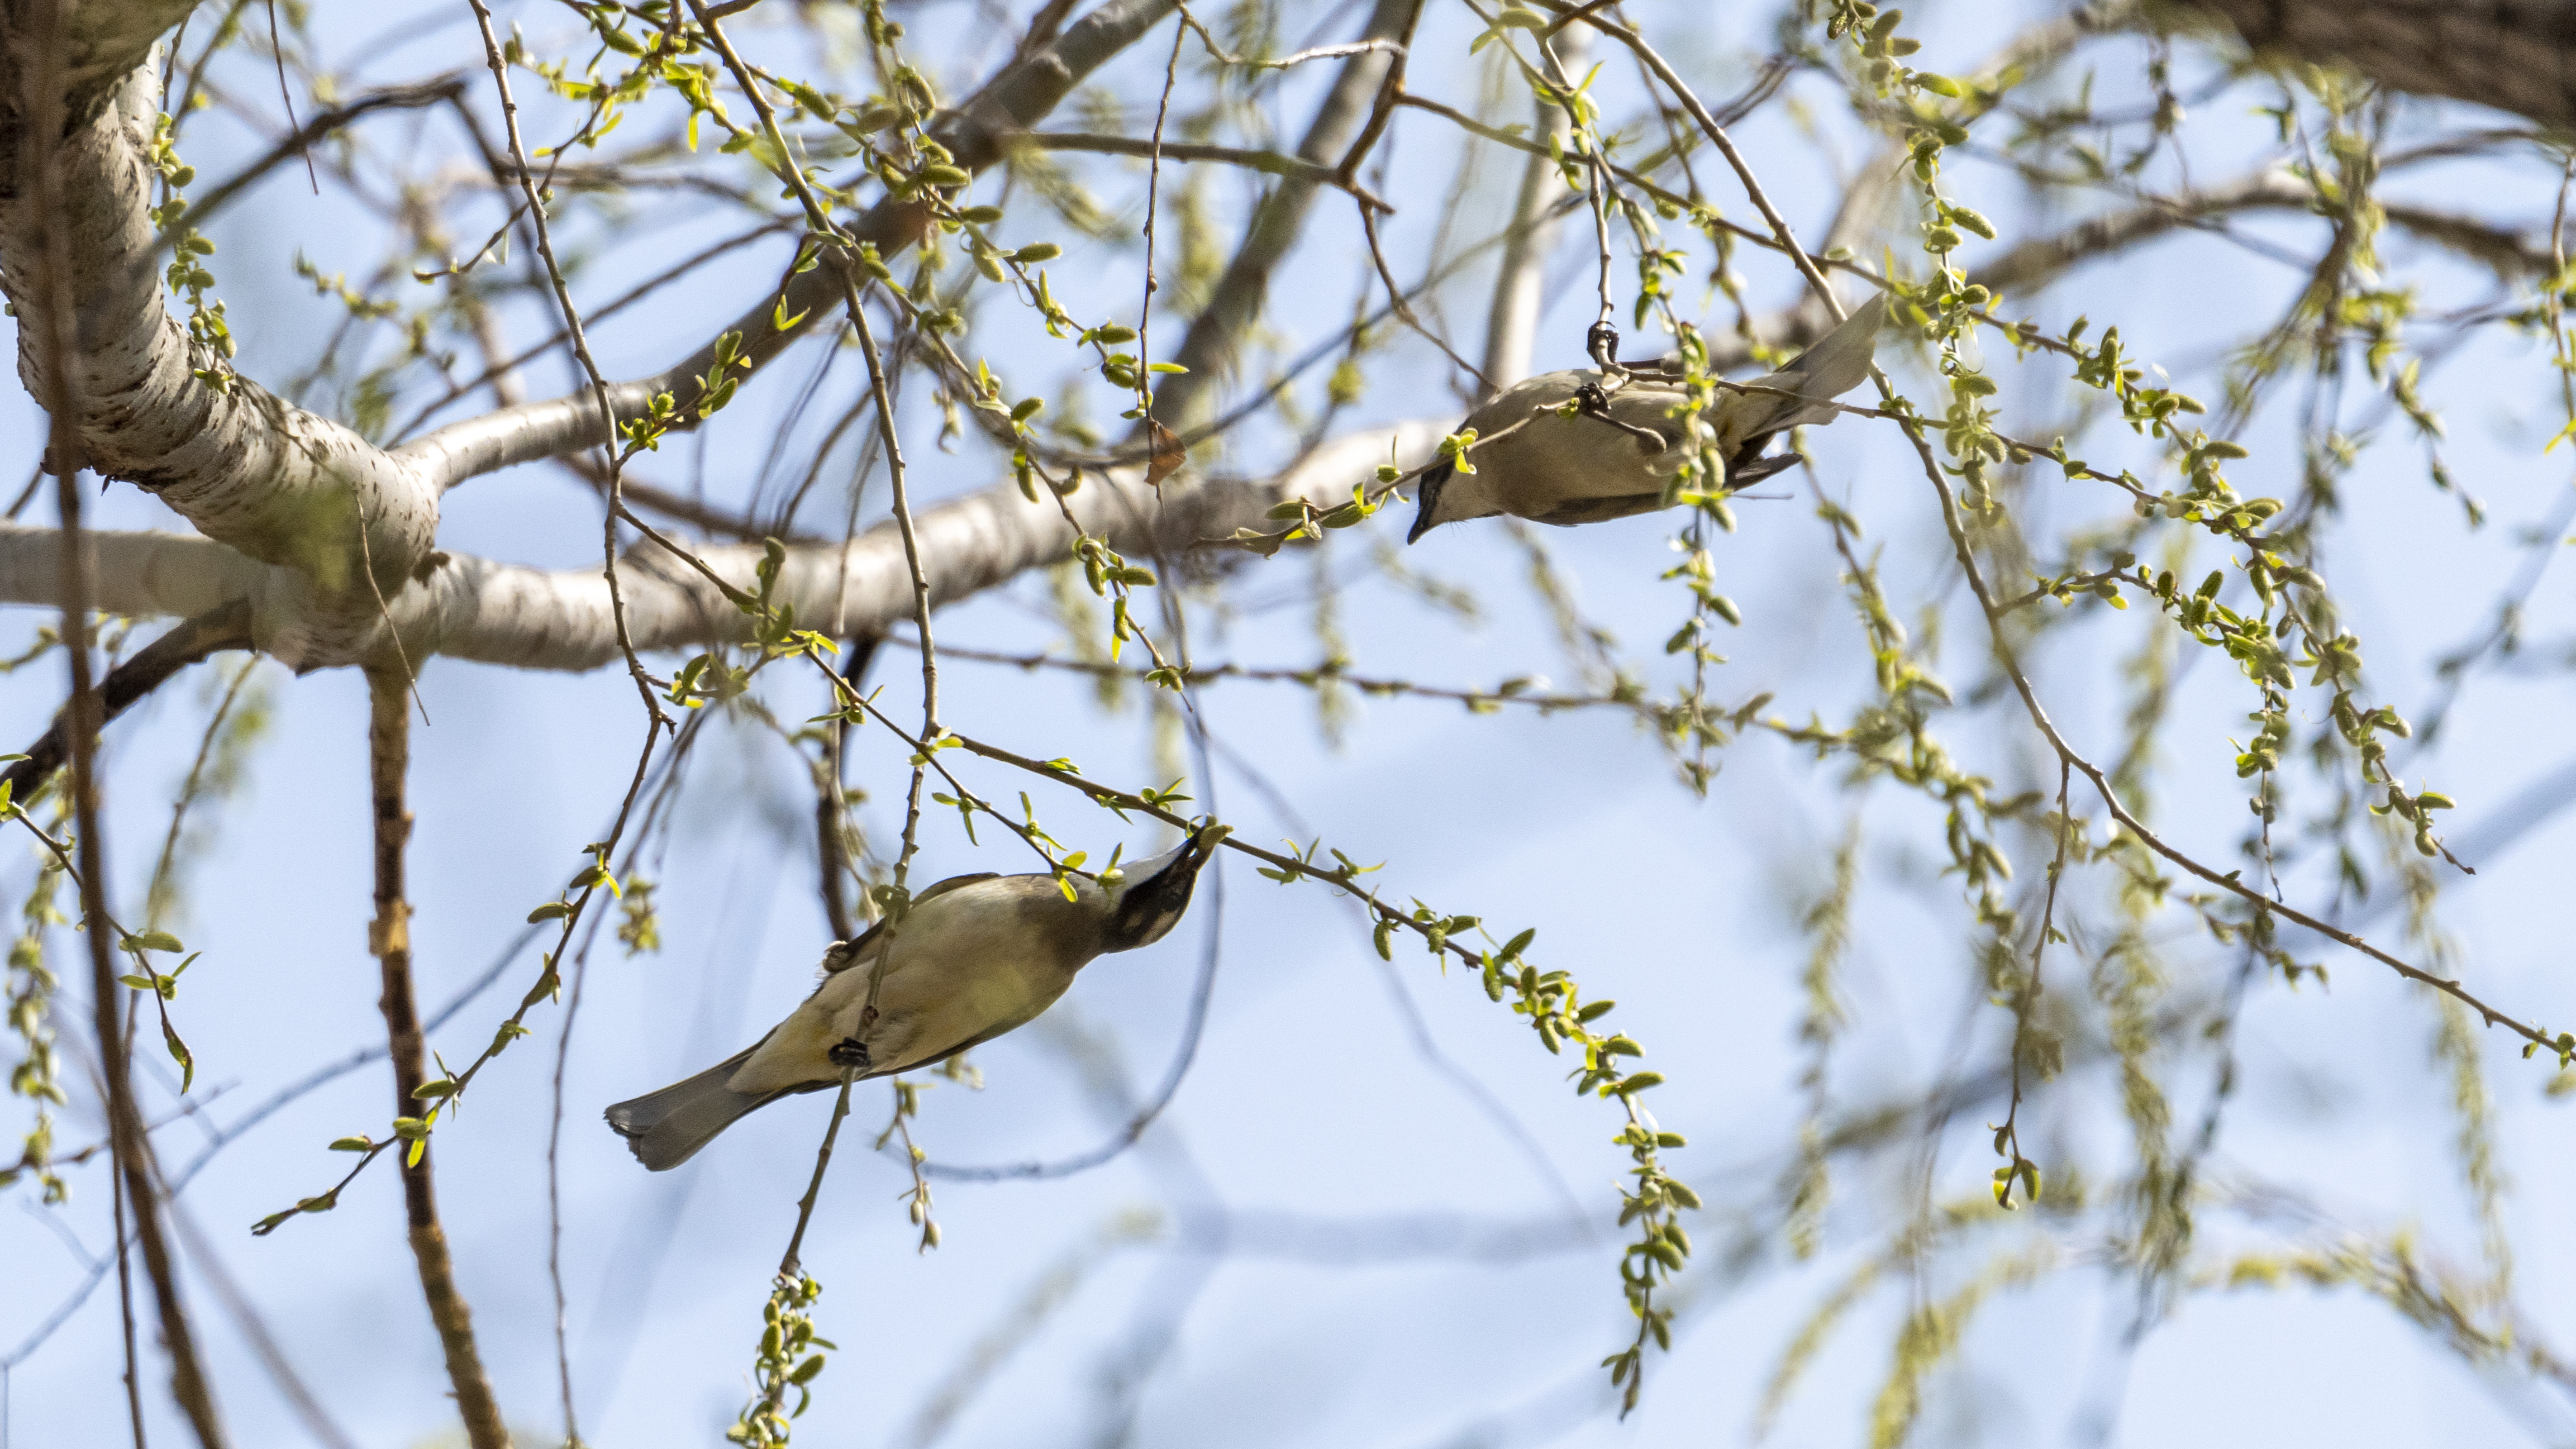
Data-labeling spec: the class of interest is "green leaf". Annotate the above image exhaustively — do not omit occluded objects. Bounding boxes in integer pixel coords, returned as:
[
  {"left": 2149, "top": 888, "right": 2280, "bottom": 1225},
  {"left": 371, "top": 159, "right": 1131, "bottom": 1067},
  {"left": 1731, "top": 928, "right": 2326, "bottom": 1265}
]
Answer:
[
  {"left": 527, "top": 900, "right": 573, "bottom": 923},
  {"left": 125, "top": 930, "right": 184, "bottom": 954},
  {"left": 164, "top": 1018, "right": 194, "bottom": 1093}
]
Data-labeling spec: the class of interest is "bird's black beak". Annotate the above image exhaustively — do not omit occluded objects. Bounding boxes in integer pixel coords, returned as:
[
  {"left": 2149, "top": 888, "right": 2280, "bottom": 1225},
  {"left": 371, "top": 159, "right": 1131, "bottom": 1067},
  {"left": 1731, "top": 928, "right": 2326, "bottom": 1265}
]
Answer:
[
  {"left": 1406, "top": 461, "right": 1453, "bottom": 545},
  {"left": 1178, "top": 821, "right": 1230, "bottom": 876}
]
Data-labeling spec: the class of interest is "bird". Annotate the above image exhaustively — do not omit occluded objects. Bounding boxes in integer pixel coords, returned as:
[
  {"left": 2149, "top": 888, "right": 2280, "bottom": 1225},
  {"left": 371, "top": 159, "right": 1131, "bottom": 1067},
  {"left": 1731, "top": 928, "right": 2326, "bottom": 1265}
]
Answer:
[
  {"left": 604, "top": 823, "right": 1228, "bottom": 1170},
  {"left": 1406, "top": 293, "right": 1889, "bottom": 543}
]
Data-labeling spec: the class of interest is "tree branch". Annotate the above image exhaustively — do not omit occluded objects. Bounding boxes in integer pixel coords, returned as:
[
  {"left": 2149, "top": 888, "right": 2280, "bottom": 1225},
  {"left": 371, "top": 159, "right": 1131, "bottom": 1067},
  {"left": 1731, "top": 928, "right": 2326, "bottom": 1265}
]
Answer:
[
  {"left": 2168, "top": 0, "right": 2576, "bottom": 130},
  {"left": 394, "top": 0, "right": 1184, "bottom": 488},
  {"left": 14, "top": 7, "right": 228, "bottom": 1442},
  {"left": 0, "top": 422, "right": 1446, "bottom": 669},
  {"left": 1146, "top": 0, "right": 1421, "bottom": 431},
  {"left": 366, "top": 668, "right": 509, "bottom": 1449},
  {"left": 1, "top": 601, "right": 251, "bottom": 805},
  {"left": 0, "top": 60, "right": 441, "bottom": 666},
  {"left": 1972, "top": 168, "right": 2558, "bottom": 295},
  {"left": 1017, "top": 130, "right": 1393, "bottom": 208}
]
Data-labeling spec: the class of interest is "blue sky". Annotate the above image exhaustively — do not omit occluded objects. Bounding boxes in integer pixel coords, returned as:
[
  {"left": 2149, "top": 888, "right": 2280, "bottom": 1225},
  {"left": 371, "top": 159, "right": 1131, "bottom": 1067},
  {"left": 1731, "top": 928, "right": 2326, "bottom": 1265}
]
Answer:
[{"left": 5, "top": 2, "right": 2575, "bottom": 1446}]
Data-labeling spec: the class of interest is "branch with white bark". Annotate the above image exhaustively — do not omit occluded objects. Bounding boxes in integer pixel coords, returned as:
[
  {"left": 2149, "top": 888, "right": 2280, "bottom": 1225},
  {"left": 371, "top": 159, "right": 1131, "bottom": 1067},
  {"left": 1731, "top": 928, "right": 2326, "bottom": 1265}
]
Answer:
[
  {"left": 0, "top": 0, "right": 1184, "bottom": 669},
  {"left": 1, "top": 59, "right": 438, "bottom": 668},
  {"left": 2, "top": 0, "right": 2564, "bottom": 690},
  {"left": 0, "top": 423, "right": 1444, "bottom": 671}
]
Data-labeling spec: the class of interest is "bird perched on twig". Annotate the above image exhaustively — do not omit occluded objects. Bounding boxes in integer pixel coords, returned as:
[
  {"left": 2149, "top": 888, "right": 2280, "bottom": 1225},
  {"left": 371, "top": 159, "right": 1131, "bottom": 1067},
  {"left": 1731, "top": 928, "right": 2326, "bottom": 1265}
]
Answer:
[
  {"left": 605, "top": 824, "right": 1229, "bottom": 1170},
  {"left": 1406, "top": 294, "right": 1889, "bottom": 543}
]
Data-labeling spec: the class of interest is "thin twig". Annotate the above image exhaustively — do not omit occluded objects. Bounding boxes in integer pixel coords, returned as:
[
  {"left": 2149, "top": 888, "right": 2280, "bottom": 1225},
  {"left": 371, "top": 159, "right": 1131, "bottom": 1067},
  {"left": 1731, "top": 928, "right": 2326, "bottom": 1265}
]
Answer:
[
  {"left": 464, "top": 0, "right": 671, "bottom": 730},
  {"left": 690, "top": 0, "right": 940, "bottom": 901},
  {"left": 1356, "top": 198, "right": 1494, "bottom": 389},
  {"left": 778, "top": 1070, "right": 860, "bottom": 1280},
  {"left": 1995, "top": 759, "right": 2073, "bottom": 1207},
  {"left": 915, "top": 638, "right": 1655, "bottom": 717},
  {"left": 260, "top": 0, "right": 318, "bottom": 193},
  {"left": 1137, "top": 13, "right": 1188, "bottom": 452},
  {"left": 1018, "top": 132, "right": 1393, "bottom": 209}
]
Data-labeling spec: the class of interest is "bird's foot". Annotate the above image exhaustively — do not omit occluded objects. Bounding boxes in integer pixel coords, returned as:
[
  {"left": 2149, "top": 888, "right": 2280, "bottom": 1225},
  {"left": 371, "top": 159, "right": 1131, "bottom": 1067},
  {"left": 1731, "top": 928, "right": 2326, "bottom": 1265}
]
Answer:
[
  {"left": 1586, "top": 319, "right": 1622, "bottom": 373},
  {"left": 1572, "top": 382, "right": 1668, "bottom": 454},
  {"left": 828, "top": 1036, "right": 872, "bottom": 1069}
]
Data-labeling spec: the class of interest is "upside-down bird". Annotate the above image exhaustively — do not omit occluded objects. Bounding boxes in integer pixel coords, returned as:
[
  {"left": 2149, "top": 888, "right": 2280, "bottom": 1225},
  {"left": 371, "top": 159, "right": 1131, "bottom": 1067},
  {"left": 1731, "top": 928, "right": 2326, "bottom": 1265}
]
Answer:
[
  {"left": 1406, "top": 293, "right": 1889, "bottom": 542},
  {"left": 605, "top": 824, "right": 1227, "bottom": 1170}
]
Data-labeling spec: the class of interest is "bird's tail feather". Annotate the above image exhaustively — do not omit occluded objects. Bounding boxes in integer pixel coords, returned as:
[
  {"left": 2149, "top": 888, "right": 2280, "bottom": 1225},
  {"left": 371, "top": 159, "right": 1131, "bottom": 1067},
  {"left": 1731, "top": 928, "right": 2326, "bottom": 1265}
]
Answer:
[
  {"left": 604, "top": 1043, "right": 779, "bottom": 1171},
  {"left": 1744, "top": 292, "right": 1888, "bottom": 434}
]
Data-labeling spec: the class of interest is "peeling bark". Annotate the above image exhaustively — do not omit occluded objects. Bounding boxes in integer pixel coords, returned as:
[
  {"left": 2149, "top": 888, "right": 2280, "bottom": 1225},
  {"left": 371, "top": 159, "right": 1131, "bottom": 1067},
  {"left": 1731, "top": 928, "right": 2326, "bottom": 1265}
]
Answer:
[{"left": 0, "top": 59, "right": 440, "bottom": 665}]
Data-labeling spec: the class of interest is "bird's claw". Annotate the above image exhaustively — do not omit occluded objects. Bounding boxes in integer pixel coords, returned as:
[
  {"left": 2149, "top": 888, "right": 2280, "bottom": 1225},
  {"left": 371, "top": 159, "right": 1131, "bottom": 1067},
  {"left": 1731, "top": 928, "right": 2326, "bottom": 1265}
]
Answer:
[
  {"left": 1572, "top": 382, "right": 1667, "bottom": 455},
  {"left": 1586, "top": 320, "right": 1622, "bottom": 373},
  {"left": 828, "top": 1037, "right": 872, "bottom": 1069}
]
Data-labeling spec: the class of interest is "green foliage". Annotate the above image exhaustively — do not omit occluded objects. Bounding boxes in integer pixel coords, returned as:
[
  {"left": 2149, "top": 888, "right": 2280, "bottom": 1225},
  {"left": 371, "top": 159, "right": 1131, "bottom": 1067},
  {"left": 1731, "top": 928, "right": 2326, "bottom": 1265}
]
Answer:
[
  {"left": 2, "top": 802, "right": 70, "bottom": 1202},
  {"left": 727, "top": 1275, "right": 834, "bottom": 1446},
  {"left": 145, "top": 114, "right": 235, "bottom": 393}
]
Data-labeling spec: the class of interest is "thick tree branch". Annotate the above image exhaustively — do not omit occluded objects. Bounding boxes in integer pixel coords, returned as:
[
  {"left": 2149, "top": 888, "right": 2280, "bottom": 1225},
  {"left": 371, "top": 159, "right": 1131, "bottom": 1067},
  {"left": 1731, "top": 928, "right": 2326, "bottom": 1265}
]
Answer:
[
  {"left": 7, "top": 159, "right": 2544, "bottom": 678},
  {"left": 0, "top": 0, "right": 193, "bottom": 144},
  {"left": 3, "top": 1, "right": 1184, "bottom": 673},
  {"left": 1972, "top": 168, "right": 2557, "bottom": 295},
  {"left": 2165, "top": 0, "right": 2576, "bottom": 130},
  {"left": 0, "top": 61, "right": 440, "bottom": 666},
  {"left": 0, "top": 422, "right": 1445, "bottom": 669}
]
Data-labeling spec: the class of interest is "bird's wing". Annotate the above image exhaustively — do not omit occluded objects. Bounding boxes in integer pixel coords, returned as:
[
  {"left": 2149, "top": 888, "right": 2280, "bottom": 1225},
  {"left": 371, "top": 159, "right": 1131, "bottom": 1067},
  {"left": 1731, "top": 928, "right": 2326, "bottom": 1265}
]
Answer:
[
  {"left": 1460, "top": 370, "right": 1585, "bottom": 437},
  {"left": 916, "top": 871, "right": 1003, "bottom": 904},
  {"left": 820, "top": 872, "right": 1005, "bottom": 974},
  {"left": 1527, "top": 490, "right": 1668, "bottom": 526},
  {"left": 878, "top": 1018, "right": 1021, "bottom": 1078}
]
